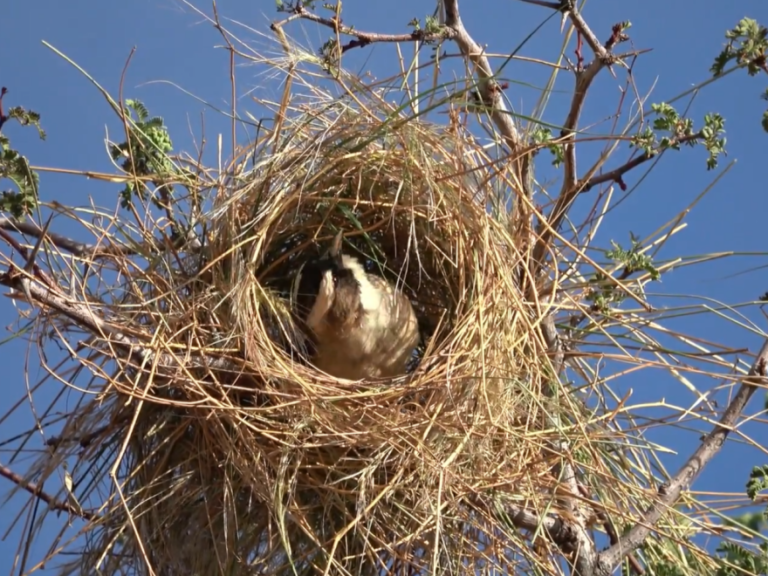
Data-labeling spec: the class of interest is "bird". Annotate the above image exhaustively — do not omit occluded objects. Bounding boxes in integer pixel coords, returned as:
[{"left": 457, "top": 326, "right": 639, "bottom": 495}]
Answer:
[{"left": 290, "top": 231, "right": 420, "bottom": 380}]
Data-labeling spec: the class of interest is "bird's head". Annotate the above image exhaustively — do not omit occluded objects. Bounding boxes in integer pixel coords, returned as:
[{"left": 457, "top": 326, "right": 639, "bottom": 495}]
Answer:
[{"left": 292, "top": 232, "right": 383, "bottom": 332}]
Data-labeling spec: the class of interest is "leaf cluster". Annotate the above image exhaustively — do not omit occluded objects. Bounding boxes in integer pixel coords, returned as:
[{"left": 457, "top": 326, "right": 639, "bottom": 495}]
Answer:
[
  {"left": 0, "top": 93, "right": 44, "bottom": 218},
  {"left": 586, "top": 233, "right": 660, "bottom": 313},
  {"left": 711, "top": 17, "right": 768, "bottom": 132},
  {"left": 631, "top": 103, "right": 726, "bottom": 170},
  {"left": 109, "top": 99, "right": 175, "bottom": 210}
]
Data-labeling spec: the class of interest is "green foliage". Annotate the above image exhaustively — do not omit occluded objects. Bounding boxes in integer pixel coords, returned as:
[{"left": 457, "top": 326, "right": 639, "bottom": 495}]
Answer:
[
  {"left": 407, "top": 15, "right": 443, "bottom": 38},
  {"left": 0, "top": 144, "right": 39, "bottom": 219},
  {"left": 587, "top": 233, "right": 659, "bottom": 313},
  {"left": 700, "top": 113, "right": 727, "bottom": 169},
  {"left": 711, "top": 17, "right": 768, "bottom": 133},
  {"left": 0, "top": 92, "right": 44, "bottom": 219},
  {"left": 423, "top": 15, "right": 442, "bottom": 36},
  {"left": 711, "top": 18, "right": 768, "bottom": 77},
  {"left": 715, "top": 542, "right": 768, "bottom": 576},
  {"left": 634, "top": 538, "right": 709, "bottom": 576},
  {"left": 630, "top": 103, "right": 726, "bottom": 170},
  {"left": 710, "top": 466, "right": 768, "bottom": 575},
  {"left": 530, "top": 126, "right": 564, "bottom": 167},
  {"left": 637, "top": 538, "right": 768, "bottom": 576},
  {"left": 5, "top": 107, "right": 46, "bottom": 140},
  {"left": 747, "top": 465, "right": 768, "bottom": 501},
  {"left": 109, "top": 99, "right": 174, "bottom": 210},
  {"left": 725, "top": 511, "right": 766, "bottom": 533},
  {"left": 317, "top": 37, "right": 341, "bottom": 76},
  {"left": 605, "top": 234, "right": 660, "bottom": 281},
  {"left": 275, "top": 0, "right": 317, "bottom": 12}
]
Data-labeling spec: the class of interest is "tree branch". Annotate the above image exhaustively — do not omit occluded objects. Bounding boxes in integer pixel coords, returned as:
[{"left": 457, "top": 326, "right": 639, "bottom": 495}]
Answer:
[
  {"left": 530, "top": 8, "right": 624, "bottom": 270},
  {"left": 272, "top": 0, "right": 525, "bottom": 156},
  {"left": 596, "top": 336, "right": 768, "bottom": 575},
  {"left": 441, "top": 0, "right": 524, "bottom": 154},
  {"left": 271, "top": 4, "right": 448, "bottom": 52},
  {"left": 0, "top": 216, "right": 201, "bottom": 259},
  {"left": 0, "top": 268, "right": 243, "bottom": 377},
  {"left": 0, "top": 217, "right": 96, "bottom": 257},
  {"left": 579, "top": 132, "right": 701, "bottom": 193},
  {"left": 0, "top": 461, "right": 96, "bottom": 521}
]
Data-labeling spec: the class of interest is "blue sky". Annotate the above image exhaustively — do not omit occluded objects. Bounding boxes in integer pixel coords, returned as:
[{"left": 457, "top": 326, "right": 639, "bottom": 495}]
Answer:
[{"left": 2, "top": 0, "right": 768, "bottom": 573}]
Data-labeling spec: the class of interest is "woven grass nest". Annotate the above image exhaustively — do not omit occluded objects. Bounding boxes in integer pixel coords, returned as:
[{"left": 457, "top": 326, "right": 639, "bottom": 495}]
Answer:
[{"left": 47, "top": 100, "right": 578, "bottom": 576}]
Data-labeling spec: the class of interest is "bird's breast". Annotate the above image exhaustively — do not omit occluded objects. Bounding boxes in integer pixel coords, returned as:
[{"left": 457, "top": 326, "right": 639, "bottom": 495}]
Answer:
[{"left": 311, "top": 289, "right": 419, "bottom": 379}]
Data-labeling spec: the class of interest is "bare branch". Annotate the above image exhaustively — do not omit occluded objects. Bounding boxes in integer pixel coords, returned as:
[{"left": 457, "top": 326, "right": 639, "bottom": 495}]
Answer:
[
  {"left": 579, "top": 132, "right": 701, "bottom": 193},
  {"left": 0, "top": 217, "right": 95, "bottom": 257},
  {"left": 271, "top": 5, "right": 448, "bottom": 53},
  {"left": 596, "top": 336, "right": 768, "bottom": 575},
  {"left": 530, "top": 9, "right": 624, "bottom": 270},
  {"left": 568, "top": 7, "right": 611, "bottom": 61},
  {"left": 441, "top": 0, "right": 524, "bottom": 154},
  {"left": 0, "top": 269, "right": 243, "bottom": 376},
  {"left": 0, "top": 461, "right": 96, "bottom": 521},
  {"left": 273, "top": 1, "right": 526, "bottom": 155},
  {"left": 0, "top": 217, "right": 201, "bottom": 260}
]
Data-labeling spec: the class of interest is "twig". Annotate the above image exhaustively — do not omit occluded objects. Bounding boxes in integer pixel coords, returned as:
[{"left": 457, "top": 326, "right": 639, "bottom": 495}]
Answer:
[
  {"left": 0, "top": 217, "right": 195, "bottom": 259},
  {"left": 596, "top": 336, "right": 768, "bottom": 575},
  {"left": 46, "top": 416, "right": 130, "bottom": 450},
  {"left": 0, "top": 217, "right": 97, "bottom": 256},
  {"left": 441, "top": 0, "right": 524, "bottom": 154},
  {"left": 0, "top": 224, "right": 56, "bottom": 291},
  {"left": 0, "top": 87, "right": 8, "bottom": 133},
  {"left": 516, "top": 0, "right": 563, "bottom": 8},
  {"left": 271, "top": 5, "right": 447, "bottom": 53},
  {"left": 0, "top": 269, "right": 243, "bottom": 376},
  {"left": 531, "top": 11, "right": 622, "bottom": 271},
  {"left": 0, "top": 461, "right": 96, "bottom": 520},
  {"left": 579, "top": 132, "right": 701, "bottom": 193}
]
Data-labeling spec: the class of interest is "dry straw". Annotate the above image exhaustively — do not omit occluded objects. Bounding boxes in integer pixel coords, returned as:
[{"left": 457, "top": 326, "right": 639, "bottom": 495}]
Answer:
[{"left": 0, "top": 19, "right": 732, "bottom": 576}]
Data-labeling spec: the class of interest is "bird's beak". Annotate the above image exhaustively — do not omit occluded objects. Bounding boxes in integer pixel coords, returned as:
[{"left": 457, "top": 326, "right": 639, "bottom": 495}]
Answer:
[
  {"left": 330, "top": 231, "right": 343, "bottom": 255},
  {"left": 328, "top": 230, "right": 344, "bottom": 263}
]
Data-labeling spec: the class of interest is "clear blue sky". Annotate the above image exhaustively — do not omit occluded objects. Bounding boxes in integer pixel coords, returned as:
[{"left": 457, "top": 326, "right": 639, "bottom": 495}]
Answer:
[{"left": 2, "top": 0, "right": 768, "bottom": 573}]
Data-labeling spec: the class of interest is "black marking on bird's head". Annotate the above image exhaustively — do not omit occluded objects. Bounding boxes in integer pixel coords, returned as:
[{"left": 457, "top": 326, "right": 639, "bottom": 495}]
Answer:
[{"left": 292, "top": 232, "right": 363, "bottom": 323}]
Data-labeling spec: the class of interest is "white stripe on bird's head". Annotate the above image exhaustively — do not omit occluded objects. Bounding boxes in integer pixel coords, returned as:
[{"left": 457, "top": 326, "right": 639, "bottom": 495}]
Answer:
[{"left": 341, "top": 254, "right": 383, "bottom": 312}]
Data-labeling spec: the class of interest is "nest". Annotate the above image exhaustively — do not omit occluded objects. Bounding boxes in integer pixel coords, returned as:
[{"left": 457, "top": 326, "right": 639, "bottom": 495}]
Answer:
[{"left": 20, "top": 97, "right": 588, "bottom": 576}]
